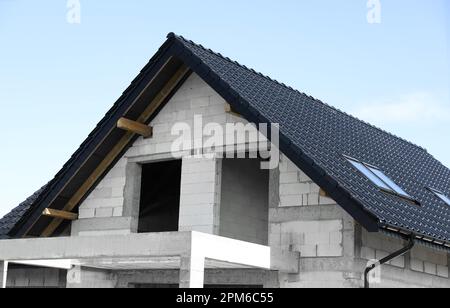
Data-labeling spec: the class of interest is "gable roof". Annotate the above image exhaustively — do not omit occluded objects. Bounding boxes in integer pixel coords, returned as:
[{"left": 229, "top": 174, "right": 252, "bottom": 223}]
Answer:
[{"left": 1, "top": 33, "right": 450, "bottom": 248}]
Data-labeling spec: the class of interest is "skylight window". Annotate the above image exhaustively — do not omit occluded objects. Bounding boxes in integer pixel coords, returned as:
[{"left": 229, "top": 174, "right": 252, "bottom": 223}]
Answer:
[
  {"left": 429, "top": 188, "right": 450, "bottom": 206},
  {"left": 345, "top": 156, "right": 412, "bottom": 199}
]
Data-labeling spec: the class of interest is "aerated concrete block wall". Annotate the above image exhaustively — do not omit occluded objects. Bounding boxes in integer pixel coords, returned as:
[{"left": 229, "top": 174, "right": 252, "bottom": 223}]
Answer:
[
  {"left": 6, "top": 266, "right": 66, "bottom": 288},
  {"left": 69, "top": 71, "right": 450, "bottom": 288},
  {"left": 270, "top": 155, "right": 361, "bottom": 288},
  {"left": 271, "top": 155, "right": 450, "bottom": 288},
  {"left": 358, "top": 230, "right": 450, "bottom": 288},
  {"left": 178, "top": 156, "right": 222, "bottom": 234},
  {"left": 75, "top": 73, "right": 230, "bottom": 236}
]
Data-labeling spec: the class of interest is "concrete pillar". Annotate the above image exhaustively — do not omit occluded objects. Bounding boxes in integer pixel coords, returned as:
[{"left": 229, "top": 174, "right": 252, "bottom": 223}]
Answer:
[
  {"left": 67, "top": 266, "right": 117, "bottom": 288},
  {"left": 0, "top": 261, "right": 8, "bottom": 289},
  {"left": 179, "top": 254, "right": 205, "bottom": 288}
]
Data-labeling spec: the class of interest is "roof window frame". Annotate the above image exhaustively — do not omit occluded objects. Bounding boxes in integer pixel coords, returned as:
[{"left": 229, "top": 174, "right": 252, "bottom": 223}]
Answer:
[
  {"left": 344, "top": 155, "right": 418, "bottom": 204},
  {"left": 428, "top": 187, "right": 450, "bottom": 206}
]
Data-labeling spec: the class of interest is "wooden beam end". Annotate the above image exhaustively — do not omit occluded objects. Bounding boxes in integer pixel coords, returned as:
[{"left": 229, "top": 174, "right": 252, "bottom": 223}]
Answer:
[
  {"left": 42, "top": 208, "right": 78, "bottom": 221},
  {"left": 117, "top": 117, "right": 153, "bottom": 138}
]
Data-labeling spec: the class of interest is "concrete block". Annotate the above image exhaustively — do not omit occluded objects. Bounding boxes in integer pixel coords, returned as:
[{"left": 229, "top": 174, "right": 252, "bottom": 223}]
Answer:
[
  {"left": 329, "top": 231, "right": 343, "bottom": 245},
  {"left": 179, "top": 204, "right": 215, "bottom": 217},
  {"left": 210, "top": 95, "right": 226, "bottom": 106},
  {"left": 390, "top": 256, "right": 405, "bottom": 268},
  {"left": 179, "top": 225, "right": 214, "bottom": 234},
  {"left": 307, "top": 193, "right": 320, "bottom": 205},
  {"left": 181, "top": 172, "right": 216, "bottom": 184},
  {"left": 181, "top": 193, "right": 215, "bottom": 206},
  {"left": 299, "top": 245, "right": 317, "bottom": 257},
  {"left": 78, "top": 208, "right": 95, "bottom": 219},
  {"left": 179, "top": 214, "right": 215, "bottom": 227},
  {"left": 78, "top": 229, "right": 130, "bottom": 237},
  {"left": 305, "top": 232, "right": 330, "bottom": 245},
  {"left": 182, "top": 182, "right": 216, "bottom": 195},
  {"left": 410, "top": 259, "right": 424, "bottom": 272},
  {"left": 376, "top": 250, "right": 389, "bottom": 262},
  {"left": 411, "top": 246, "right": 448, "bottom": 266},
  {"left": 95, "top": 207, "right": 114, "bottom": 218},
  {"left": 111, "top": 186, "right": 124, "bottom": 198},
  {"left": 298, "top": 171, "right": 312, "bottom": 182},
  {"left": 112, "top": 207, "right": 123, "bottom": 217},
  {"left": 361, "top": 246, "right": 376, "bottom": 260},
  {"left": 319, "top": 220, "right": 342, "bottom": 233},
  {"left": 319, "top": 196, "right": 336, "bottom": 205},
  {"left": 309, "top": 184, "right": 320, "bottom": 194},
  {"left": 90, "top": 187, "right": 113, "bottom": 199},
  {"left": 281, "top": 221, "right": 319, "bottom": 234},
  {"left": 155, "top": 142, "right": 173, "bottom": 153},
  {"left": 152, "top": 123, "right": 170, "bottom": 134},
  {"left": 280, "top": 183, "right": 310, "bottom": 195},
  {"left": 437, "top": 265, "right": 449, "bottom": 278},
  {"left": 299, "top": 271, "right": 344, "bottom": 282},
  {"left": 424, "top": 262, "right": 437, "bottom": 276},
  {"left": 280, "top": 195, "right": 302, "bottom": 207},
  {"left": 317, "top": 244, "right": 343, "bottom": 257},
  {"left": 280, "top": 172, "right": 299, "bottom": 184}
]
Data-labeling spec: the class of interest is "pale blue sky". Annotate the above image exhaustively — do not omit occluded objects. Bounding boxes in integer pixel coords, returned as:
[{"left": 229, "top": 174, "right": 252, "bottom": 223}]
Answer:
[{"left": 0, "top": 0, "right": 449, "bottom": 217}]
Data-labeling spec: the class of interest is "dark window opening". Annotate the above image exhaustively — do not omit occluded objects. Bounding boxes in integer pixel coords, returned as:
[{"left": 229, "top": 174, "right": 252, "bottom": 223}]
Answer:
[{"left": 138, "top": 160, "right": 182, "bottom": 233}]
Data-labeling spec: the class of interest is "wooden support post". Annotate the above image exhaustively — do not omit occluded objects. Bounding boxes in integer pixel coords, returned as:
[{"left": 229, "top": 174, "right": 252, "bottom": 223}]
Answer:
[
  {"left": 117, "top": 118, "right": 153, "bottom": 138},
  {"left": 42, "top": 208, "right": 78, "bottom": 221}
]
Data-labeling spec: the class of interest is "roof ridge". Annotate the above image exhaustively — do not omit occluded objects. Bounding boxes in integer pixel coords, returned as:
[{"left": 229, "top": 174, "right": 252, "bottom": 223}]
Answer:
[{"left": 169, "top": 33, "right": 428, "bottom": 153}]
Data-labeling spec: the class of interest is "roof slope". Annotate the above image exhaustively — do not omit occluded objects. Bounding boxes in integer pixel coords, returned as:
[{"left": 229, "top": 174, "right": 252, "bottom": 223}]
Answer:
[
  {"left": 0, "top": 185, "right": 47, "bottom": 239},
  {"left": 1, "top": 33, "right": 449, "bottom": 246}
]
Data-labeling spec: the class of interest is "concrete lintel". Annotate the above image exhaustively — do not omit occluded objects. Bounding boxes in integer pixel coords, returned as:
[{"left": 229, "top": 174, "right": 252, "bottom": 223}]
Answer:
[
  {"left": 0, "top": 232, "right": 295, "bottom": 289},
  {"left": 269, "top": 204, "right": 345, "bottom": 223},
  {"left": 71, "top": 216, "right": 135, "bottom": 236},
  {"left": 0, "top": 232, "right": 191, "bottom": 261}
]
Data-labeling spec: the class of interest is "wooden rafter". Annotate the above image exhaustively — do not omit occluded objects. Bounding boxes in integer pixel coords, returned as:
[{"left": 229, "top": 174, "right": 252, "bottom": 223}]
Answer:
[
  {"left": 117, "top": 118, "right": 153, "bottom": 138},
  {"left": 225, "top": 103, "right": 242, "bottom": 118},
  {"left": 40, "top": 65, "right": 191, "bottom": 237},
  {"left": 319, "top": 188, "right": 330, "bottom": 198},
  {"left": 42, "top": 208, "right": 78, "bottom": 221}
]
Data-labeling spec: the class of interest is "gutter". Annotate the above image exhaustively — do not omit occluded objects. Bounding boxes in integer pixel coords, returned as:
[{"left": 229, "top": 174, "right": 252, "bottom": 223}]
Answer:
[{"left": 364, "top": 233, "right": 415, "bottom": 289}]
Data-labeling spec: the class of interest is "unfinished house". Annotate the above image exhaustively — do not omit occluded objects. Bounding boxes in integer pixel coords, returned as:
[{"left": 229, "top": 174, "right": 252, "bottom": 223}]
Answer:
[{"left": 1, "top": 33, "right": 450, "bottom": 288}]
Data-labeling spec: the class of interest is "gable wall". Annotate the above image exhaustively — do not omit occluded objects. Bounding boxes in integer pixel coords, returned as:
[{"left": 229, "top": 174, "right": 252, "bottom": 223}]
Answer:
[{"left": 74, "top": 73, "right": 259, "bottom": 236}]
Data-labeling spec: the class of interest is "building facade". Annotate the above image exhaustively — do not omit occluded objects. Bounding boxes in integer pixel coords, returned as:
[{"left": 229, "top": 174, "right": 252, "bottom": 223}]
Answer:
[{"left": 1, "top": 34, "right": 449, "bottom": 288}]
